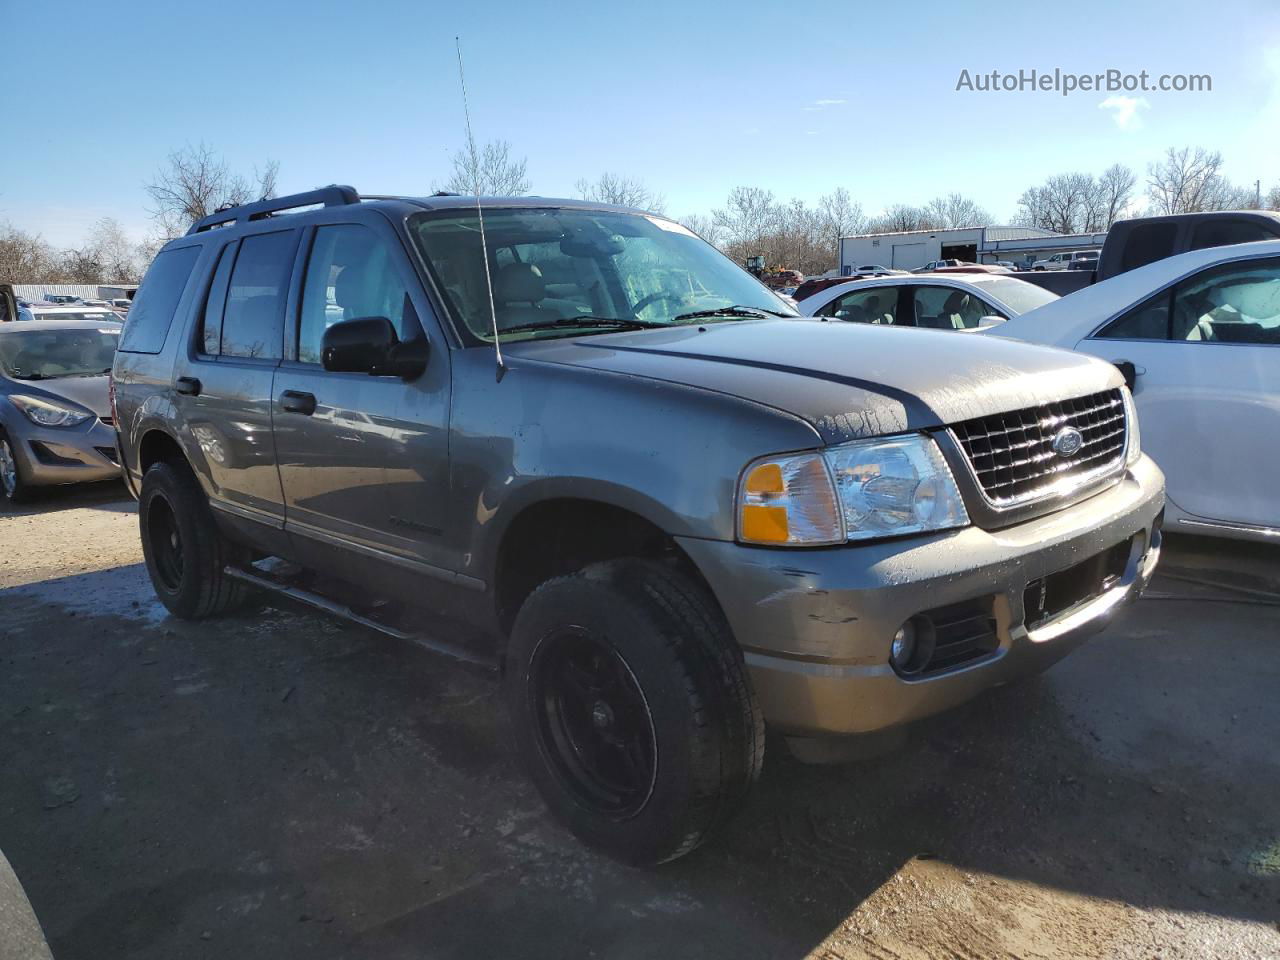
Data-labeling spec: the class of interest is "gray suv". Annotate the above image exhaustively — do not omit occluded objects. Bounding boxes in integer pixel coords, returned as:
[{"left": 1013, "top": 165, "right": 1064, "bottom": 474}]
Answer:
[{"left": 112, "top": 187, "right": 1165, "bottom": 864}]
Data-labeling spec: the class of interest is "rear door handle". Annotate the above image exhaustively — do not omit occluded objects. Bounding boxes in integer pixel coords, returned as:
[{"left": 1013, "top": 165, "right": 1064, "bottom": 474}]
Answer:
[
  {"left": 280, "top": 390, "right": 317, "bottom": 415},
  {"left": 175, "top": 376, "right": 201, "bottom": 396}
]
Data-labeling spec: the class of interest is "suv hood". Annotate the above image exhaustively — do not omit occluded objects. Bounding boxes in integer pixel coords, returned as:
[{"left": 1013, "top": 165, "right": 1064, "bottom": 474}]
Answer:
[{"left": 507, "top": 319, "right": 1120, "bottom": 444}]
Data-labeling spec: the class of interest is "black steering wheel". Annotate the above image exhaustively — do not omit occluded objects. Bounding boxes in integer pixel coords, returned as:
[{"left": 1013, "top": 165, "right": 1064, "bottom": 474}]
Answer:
[{"left": 631, "top": 291, "right": 688, "bottom": 315}]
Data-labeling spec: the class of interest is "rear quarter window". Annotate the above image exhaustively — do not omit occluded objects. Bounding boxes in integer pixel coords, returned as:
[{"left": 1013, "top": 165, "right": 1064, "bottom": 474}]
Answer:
[{"left": 118, "top": 245, "right": 202, "bottom": 354}]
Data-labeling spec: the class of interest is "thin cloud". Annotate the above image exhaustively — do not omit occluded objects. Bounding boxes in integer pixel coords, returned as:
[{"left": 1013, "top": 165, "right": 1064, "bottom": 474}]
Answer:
[
  {"left": 814, "top": 98, "right": 846, "bottom": 106},
  {"left": 1098, "top": 95, "right": 1150, "bottom": 130}
]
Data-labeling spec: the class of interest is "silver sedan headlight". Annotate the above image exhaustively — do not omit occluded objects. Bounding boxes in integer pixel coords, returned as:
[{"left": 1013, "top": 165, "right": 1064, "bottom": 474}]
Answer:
[
  {"left": 738, "top": 434, "right": 970, "bottom": 545},
  {"left": 8, "top": 394, "right": 94, "bottom": 428}
]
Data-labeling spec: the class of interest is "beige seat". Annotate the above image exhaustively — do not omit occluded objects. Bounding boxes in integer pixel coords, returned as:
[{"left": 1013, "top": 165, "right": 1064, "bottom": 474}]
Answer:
[{"left": 494, "top": 263, "right": 555, "bottom": 330}]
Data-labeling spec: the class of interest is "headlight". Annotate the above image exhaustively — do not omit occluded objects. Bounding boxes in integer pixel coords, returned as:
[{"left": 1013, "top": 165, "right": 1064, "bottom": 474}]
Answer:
[
  {"left": 738, "top": 434, "right": 969, "bottom": 546},
  {"left": 8, "top": 394, "right": 93, "bottom": 428},
  {"left": 1120, "top": 385, "right": 1141, "bottom": 466}
]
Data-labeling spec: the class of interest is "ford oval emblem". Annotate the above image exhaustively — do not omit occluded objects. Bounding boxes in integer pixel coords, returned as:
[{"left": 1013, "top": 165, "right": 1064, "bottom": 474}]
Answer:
[{"left": 1051, "top": 426, "right": 1084, "bottom": 458}]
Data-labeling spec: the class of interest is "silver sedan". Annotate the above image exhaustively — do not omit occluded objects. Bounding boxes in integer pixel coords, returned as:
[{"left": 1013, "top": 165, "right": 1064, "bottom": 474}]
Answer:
[{"left": 0, "top": 320, "right": 123, "bottom": 503}]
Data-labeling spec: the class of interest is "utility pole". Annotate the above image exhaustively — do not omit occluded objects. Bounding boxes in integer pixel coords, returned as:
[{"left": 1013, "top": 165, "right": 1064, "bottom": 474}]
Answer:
[{"left": 1256, "top": 180, "right": 1262, "bottom": 208}]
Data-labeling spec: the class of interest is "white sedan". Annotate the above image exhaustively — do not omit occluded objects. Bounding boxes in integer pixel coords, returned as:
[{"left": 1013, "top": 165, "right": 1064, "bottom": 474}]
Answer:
[
  {"left": 992, "top": 240, "right": 1280, "bottom": 543},
  {"left": 796, "top": 273, "right": 1059, "bottom": 330}
]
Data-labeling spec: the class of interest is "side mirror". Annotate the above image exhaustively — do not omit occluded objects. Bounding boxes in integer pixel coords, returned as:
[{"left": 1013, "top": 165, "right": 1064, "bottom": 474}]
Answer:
[
  {"left": 321, "top": 316, "right": 428, "bottom": 379},
  {"left": 976, "top": 315, "right": 1007, "bottom": 330},
  {"left": 1113, "top": 359, "right": 1138, "bottom": 391}
]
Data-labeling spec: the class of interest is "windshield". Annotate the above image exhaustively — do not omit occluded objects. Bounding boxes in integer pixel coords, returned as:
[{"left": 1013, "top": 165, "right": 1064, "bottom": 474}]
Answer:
[
  {"left": 978, "top": 278, "right": 1060, "bottom": 315},
  {"left": 0, "top": 327, "right": 121, "bottom": 379},
  {"left": 408, "top": 208, "right": 796, "bottom": 342}
]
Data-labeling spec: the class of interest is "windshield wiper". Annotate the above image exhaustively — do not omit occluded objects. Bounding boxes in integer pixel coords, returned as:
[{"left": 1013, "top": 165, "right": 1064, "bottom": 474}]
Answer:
[
  {"left": 11, "top": 372, "right": 47, "bottom": 380},
  {"left": 497, "top": 316, "right": 667, "bottom": 336},
  {"left": 673, "top": 305, "right": 789, "bottom": 322}
]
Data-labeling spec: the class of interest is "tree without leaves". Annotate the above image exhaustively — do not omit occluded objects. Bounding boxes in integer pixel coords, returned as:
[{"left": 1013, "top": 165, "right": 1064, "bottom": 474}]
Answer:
[
  {"left": 0, "top": 222, "right": 58, "bottom": 283},
  {"left": 923, "top": 193, "right": 992, "bottom": 229},
  {"left": 574, "top": 173, "right": 665, "bottom": 213},
  {"left": 145, "top": 143, "right": 279, "bottom": 240},
  {"left": 1145, "top": 146, "right": 1255, "bottom": 215},
  {"left": 868, "top": 204, "right": 938, "bottom": 233},
  {"left": 712, "top": 186, "right": 778, "bottom": 250},
  {"left": 817, "top": 188, "right": 865, "bottom": 245},
  {"left": 87, "top": 218, "right": 142, "bottom": 281},
  {"left": 679, "top": 213, "right": 724, "bottom": 248},
  {"left": 442, "top": 139, "right": 530, "bottom": 196}
]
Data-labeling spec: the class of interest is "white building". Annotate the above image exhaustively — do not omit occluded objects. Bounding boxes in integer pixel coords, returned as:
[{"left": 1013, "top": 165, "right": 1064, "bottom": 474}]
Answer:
[{"left": 838, "top": 226, "right": 1107, "bottom": 274}]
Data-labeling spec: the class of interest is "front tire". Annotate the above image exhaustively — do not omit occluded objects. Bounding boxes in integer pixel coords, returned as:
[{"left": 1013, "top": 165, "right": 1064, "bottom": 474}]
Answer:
[
  {"left": 504, "top": 558, "right": 764, "bottom": 864},
  {"left": 0, "top": 431, "right": 34, "bottom": 504},
  {"left": 138, "top": 460, "right": 248, "bottom": 619}
]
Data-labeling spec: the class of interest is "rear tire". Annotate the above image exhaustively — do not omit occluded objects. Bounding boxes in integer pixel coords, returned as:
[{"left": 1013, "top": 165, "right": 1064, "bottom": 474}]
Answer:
[
  {"left": 504, "top": 558, "right": 764, "bottom": 864},
  {"left": 0, "top": 431, "right": 34, "bottom": 504},
  {"left": 138, "top": 460, "right": 248, "bottom": 619}
]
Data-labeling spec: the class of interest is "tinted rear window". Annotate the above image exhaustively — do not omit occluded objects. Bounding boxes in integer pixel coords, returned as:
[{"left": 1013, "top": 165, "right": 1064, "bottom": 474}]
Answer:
[
  {"left": 219, "top": 231, "right": 295, "bottom": 359},
  {"left": 1189, "top": 219, "right": 1280, "bottom": 252},
  {"left": 1120, "top": 222, "right": 1177, "bottom": 273},
  {"left": 118, "top": 245, "right": 201, "bottom": 354}
]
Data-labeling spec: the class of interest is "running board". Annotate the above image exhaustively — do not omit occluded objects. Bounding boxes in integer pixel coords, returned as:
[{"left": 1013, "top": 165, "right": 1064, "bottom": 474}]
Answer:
[{"left": 223, "top": 565, "right": 498, "bottom": 670}]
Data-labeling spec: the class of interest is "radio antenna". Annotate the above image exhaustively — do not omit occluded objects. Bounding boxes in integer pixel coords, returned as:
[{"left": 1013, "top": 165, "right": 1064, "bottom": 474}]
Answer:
[{"left": 455, "top": 36, "right": 505, "bottom": 381}]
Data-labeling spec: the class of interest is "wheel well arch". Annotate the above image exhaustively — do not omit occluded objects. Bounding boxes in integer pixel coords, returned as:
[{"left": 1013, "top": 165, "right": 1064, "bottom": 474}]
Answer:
[
  {"left": 138, "top": 429, "right": 187, "bottom": 474},
  {"left": 492, "top": 497, "right": 716, "bottom": 634}
]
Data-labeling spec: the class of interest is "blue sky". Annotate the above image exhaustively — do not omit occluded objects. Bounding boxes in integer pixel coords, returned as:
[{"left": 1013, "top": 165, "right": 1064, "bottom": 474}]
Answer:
[{"left": 3, "top": 0, "right": 1279, "bottom": 247}]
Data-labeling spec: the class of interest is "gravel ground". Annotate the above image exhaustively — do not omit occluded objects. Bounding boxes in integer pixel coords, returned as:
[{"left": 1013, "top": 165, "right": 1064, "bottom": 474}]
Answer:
[{"left": 2, "top": 482, "right": 1278, "bottom": 959}]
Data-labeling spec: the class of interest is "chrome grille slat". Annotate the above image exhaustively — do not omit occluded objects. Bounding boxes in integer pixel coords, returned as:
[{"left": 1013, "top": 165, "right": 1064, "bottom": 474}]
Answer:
[{"left": 951, "top": 389, "right": 1127, "bottom": 507}]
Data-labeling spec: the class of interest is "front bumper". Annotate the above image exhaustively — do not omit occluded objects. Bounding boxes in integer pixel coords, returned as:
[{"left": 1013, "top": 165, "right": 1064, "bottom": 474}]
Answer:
[
  {"left": 8, "top": 416, "right": 121, "bottom": 487},
  {"left": 678, "top": 455, "right": 1165, "bottom": 737}
]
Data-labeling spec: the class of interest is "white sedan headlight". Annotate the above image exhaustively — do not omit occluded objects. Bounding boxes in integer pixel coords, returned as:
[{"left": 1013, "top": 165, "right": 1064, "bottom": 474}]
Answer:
[
  {"left": 9, "top": 394, "right": 94, "bottom": 428},
  {"left": 738, "top": 434, "right": 970, "bottom": 545},
  {"left": 1120, "top": 385, "right": 1141, "bottom": 466}
]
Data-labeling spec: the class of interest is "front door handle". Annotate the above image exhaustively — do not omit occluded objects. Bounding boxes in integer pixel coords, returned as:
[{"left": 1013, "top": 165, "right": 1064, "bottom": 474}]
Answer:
[
  {"left": 175, "top": 376, "right": 201, "bottom": 396},
  {"left": 280, "top": 390, "right": 317, "bottom": 415}
]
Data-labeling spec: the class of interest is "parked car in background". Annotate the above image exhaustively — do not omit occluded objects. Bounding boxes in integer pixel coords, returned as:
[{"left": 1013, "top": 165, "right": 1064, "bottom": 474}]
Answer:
[
  {"left": 792, "top": 275, "right": 856, "bottom": 301},
  {"left": 853, "top": 264, "right": 908, "bottom": 276},
  {"left": 1033, "top": 251, "right": 1095, "bottom": 271},
  {"left": 43, "top": 294, "right": 81, "bottom": 305},
  {"left": 113, "top": 187, "right": 1162, "bottom": 864},
  {"left": 1018, "top": 211, "right": 1280, "bottom": 296},
  {"left": 930, "top": 263, "right": 1013, "bottom": 275},
  {"left": 28, "top": 305, "right": 124, "bottom": 324},
  {"left": 1071, "top": 252, "right": 1100, "bottom": 271},
  {"left": 110, "top": 298, "right": 133, "bottom": 312},
  {"left": 913, "top": 259, "right": 963, "bottom": 273},
  {"left": 992, "top": 240, "right": 1280, "bottom": 543},
  {"left": 797, "top": 273, "right": 1059, "bottom": 329},
  {"left": 0, "top": 320, "right": 122, "bottom": 502},
  {"left": 994, "top": 260, "right": 1018, "bottom": 270}
]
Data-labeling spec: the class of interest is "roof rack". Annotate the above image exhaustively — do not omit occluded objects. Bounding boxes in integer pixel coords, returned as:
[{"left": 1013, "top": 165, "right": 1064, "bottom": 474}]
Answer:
[{"left": 186, "top": 185, "right": 360, "bottom": 235}]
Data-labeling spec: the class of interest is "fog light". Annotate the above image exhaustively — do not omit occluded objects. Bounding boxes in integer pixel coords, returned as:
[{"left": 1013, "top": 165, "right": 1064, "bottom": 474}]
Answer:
[
  {"left": 891, "top": 623, "right": 916, "bottom": 668},
  {"left": 890, "top": 616, "right": 936, "bottom": 676}
]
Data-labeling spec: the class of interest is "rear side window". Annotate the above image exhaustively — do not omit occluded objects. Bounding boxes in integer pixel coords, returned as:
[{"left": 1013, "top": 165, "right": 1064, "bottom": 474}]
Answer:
[
  {"left": 219, "top": 231, "right": 296, "bottom": 360},
  {"left": 1189, "top": 220, "right": 1278, "bottom": 252},
  {"left": 1120, "top": 222, "right": 1177, "bottom": 272},
  {"left": 118, "top": 245, "right": 201, "bottom": 354}
]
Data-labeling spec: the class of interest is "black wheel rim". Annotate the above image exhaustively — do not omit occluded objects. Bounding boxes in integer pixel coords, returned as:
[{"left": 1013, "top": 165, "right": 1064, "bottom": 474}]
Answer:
[
  {"left": 531, "top": 627, "right": 657, "bottom": 819},
  {"left": 147, "top": 496, "right": 184, "bottom": 592}
]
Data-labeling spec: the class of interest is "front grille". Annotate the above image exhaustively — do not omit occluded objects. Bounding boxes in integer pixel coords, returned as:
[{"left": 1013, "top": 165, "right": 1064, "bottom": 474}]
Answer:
[{"left": 950, "top": 389, "right": 1127, "bottom": 506}]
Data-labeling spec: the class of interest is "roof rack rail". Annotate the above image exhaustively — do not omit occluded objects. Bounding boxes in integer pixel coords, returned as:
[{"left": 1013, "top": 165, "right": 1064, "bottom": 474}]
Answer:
[{"left": 186, "top": 185, "right": 360, "bottom": 235}]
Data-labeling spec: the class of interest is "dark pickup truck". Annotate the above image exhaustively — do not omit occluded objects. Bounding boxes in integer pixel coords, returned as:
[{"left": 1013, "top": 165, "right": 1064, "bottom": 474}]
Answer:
[{"left": 1018, "top": 210, "right": 1280, "bottom": 296}]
